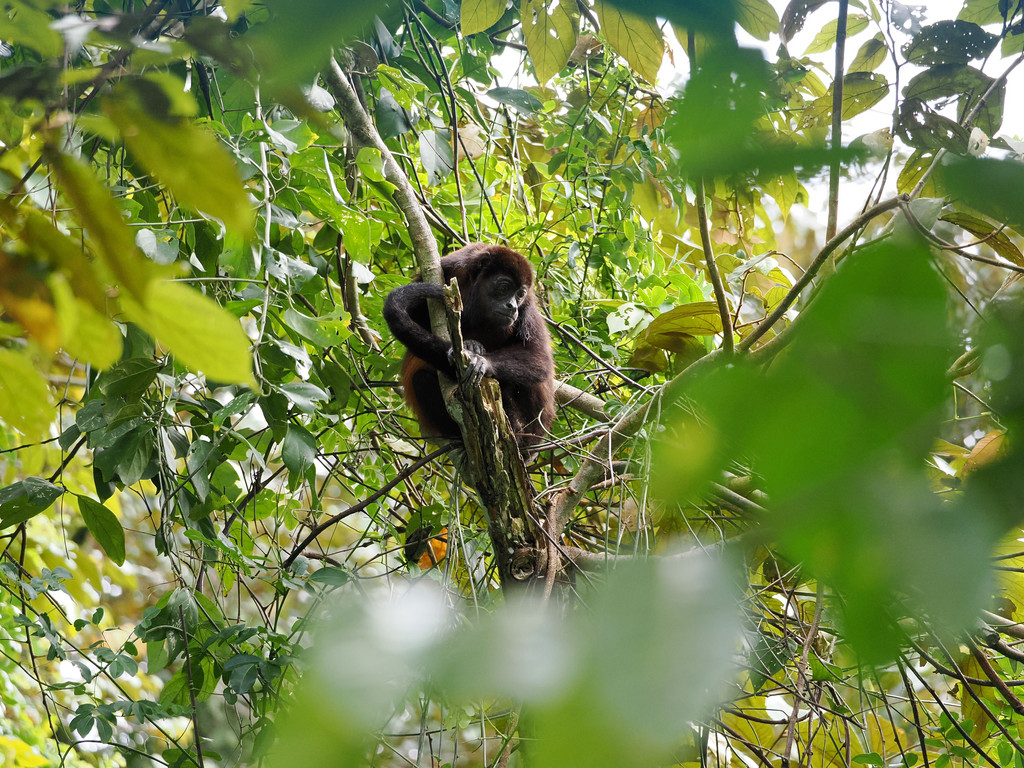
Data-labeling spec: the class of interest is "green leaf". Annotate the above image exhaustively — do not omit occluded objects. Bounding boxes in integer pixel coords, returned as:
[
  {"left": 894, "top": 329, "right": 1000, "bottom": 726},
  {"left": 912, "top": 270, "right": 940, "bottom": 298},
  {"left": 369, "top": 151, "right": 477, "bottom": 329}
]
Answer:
[
  {"left": 522, "top": 0, "right": 577, "bottom": 83},
  {"left": 187, "top": 440, "right": 215, "bottom": 502},
  {"left": 78, "top": 496, "right": 126, "bottom": 566},
  {"left": 805, "top": 14, "right": 868, "bottom": 55},
  {"left": 595, "top": 0, "right": 665, "bottom": 85},
  {"left": 957, "top": 0, "right": 1006, "bottom": 24},
  {"left": 461, "top": 0, "right": 507, "bottom": 35},
  {"left": 940, "top": 158, "right": 1024, "bottom": 234},
  {"left": 419, "top": 130, "right": 455, "bottom": 186},
  {"left": 735, "top": 0, "right": 780, "bottom": 40},
  {"left": 282, "top": 424, "right": 317, "bottom": 478},
  {"left": 308, "top": 567, "right": 350, "bottom": 586},
  {"left": 103, "top": 80, "right": 254, "bottom": 237},
  {"left": 0, "top": 478, "right": 63, "bottom": 529},
  {"left": 3, "top": 2, "right": 63, "bottom": 58},
  {"left": 0, "top": 349, "right": 53, "bottom": 440},
  {"left": 98, "top": 359, "right": 163, "bottom": 401},
  {"left": 838, "top": 72, "right": 889, "bottom": 119},
  {"left": 849, "top": 34, "right": 887, "bottom": 73},
  {"left": 49, "top": 152, "right": 150, "bottom": 298},
  {"left": 903, "top": 64, "right": 1003, "bottom": 135},
  {"left": 123, "top": 280, "right": 255, "bottom": 387},
  {"left": 780, "top": 0, "right": 833, "bottom": 44},
  {"left": 249, "top": 0, "right": 389, "bottom": 90},
  {"left": 941, "top": 211, "right": 1024, "bottom": 266},
  {"left": 486, "top": 86, "right": 544, "bottom": 114},
  {"left": 902, "top": 20, "right": 997, "bottom": 66},
  {"left": 50, "top": 276, "right": 122, "bottom": 369}
]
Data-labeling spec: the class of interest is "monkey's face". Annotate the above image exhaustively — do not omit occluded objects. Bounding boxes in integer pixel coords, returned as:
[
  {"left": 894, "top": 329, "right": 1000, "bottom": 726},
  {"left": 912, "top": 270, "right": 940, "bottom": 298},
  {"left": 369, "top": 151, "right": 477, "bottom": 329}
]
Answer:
[{"left": 481, "top": 271, "right": 529, "bottom": 329}]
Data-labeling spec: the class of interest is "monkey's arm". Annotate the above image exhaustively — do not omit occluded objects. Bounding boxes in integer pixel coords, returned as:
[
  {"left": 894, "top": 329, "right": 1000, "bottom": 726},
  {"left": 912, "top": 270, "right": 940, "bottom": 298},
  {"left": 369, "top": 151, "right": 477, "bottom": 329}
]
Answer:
[{"left": 383, "top": 283, "right": 457, "bottom": 375}]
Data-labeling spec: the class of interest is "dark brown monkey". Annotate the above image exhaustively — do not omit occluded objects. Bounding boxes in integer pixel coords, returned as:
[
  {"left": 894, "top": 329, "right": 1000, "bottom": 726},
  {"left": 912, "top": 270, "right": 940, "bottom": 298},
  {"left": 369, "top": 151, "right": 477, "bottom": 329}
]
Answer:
[{"left": 383, "top": 243, "right": 555, "bottom": 451}]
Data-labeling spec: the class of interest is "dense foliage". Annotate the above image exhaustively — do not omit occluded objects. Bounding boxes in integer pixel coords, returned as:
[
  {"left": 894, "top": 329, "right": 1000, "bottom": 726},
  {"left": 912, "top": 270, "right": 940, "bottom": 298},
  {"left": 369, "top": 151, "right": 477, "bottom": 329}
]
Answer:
[{"left": 4, "top": 0, "right": 1024, "bottom": 766}]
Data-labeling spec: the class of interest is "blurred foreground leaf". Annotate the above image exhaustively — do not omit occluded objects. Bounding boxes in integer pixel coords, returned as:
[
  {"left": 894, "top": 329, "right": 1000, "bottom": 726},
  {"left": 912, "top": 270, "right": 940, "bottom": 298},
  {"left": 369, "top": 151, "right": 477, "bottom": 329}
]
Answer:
[
  {"left": 273, "top": 556, "right": 739, "bottom": 768},
  {"left": 658, "top": 238, "right": 995, "bottom": 660}
]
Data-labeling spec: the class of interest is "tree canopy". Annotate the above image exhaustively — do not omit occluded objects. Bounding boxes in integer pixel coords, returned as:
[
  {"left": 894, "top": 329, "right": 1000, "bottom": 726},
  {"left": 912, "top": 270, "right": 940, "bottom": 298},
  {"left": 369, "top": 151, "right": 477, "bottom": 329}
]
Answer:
[{"left": 3, "top": 0, "right": 1024, "bottom": 766}]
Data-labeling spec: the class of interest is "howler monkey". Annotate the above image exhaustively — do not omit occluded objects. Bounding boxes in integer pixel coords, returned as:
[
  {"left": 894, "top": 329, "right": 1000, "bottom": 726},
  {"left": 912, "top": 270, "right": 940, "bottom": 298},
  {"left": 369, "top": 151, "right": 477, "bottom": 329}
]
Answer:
[{"left": 383, "top": 243, "right": 555, "bottom": 451}]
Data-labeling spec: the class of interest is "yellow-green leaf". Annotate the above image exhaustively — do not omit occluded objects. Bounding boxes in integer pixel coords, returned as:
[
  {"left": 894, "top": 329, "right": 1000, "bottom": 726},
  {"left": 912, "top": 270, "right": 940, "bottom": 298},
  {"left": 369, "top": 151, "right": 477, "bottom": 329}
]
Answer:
[
  {"left": 123, "top": 280, "right": 255, "bottom": 387},
  {"left": 103, "top": 81, "right": 254, "bottom": 237},
  {"left": 78, "top": 495, "right": 126, "bottom": 566},
  {"left": 3, "top": 3, "right": 62, "bottom": 58},
  {"left": 735, "top": 0, "right": 780, "bottom": 41},
  {"left": 49, "top": 152, "right": 149, "bottom": 298},
  {"left": 805, "top": 14, "right": 869, "bottom": 55},
  {"left": 850, "top": 34, "right": 887, "bottom": 73},
  {"left": 522, "top": 0, "right": 577, "bottom": 83},
  {"left": 0, "top": 348, "right": 53, "bottom": 440},
  {"left": 20, "top": 209, "right": 107, "bottom": 310},
  {"left": 595, "top": 0, "right": 665, "bottom": 84},
  {"left": 461, "top": 0, "right": 507, "bottom": 35},
  {"left": 51, "top": 276, "right": 122, "bottom": 369}
]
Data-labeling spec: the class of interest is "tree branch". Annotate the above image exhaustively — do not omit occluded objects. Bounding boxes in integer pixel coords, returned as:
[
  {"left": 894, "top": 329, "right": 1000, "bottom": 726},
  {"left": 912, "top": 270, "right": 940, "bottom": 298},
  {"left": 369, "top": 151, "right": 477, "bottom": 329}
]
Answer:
[{"left": 826, "top": 0, "right": 849, "bottom": 242}]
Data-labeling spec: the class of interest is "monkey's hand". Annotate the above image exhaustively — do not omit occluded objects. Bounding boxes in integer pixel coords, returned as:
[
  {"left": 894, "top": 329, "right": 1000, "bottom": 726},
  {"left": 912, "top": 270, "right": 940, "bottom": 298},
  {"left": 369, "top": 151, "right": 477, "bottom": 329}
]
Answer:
[{"left": 449, "top": 341, "right": 492, "bottom": 386}]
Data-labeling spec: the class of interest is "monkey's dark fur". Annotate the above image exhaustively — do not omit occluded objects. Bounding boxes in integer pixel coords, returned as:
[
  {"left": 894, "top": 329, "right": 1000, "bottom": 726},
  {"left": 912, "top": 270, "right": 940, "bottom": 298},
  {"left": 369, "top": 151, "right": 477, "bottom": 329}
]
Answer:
[{"left": 383, "top": 243, "right": 555, "bottom": 450}]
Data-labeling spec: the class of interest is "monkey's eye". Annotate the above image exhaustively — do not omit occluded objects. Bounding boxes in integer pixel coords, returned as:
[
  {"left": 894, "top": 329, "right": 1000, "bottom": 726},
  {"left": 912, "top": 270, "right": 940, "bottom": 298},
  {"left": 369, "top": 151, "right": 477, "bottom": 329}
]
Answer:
[{"left": 515, "top": 287, "right": 527, "bottom": 302}]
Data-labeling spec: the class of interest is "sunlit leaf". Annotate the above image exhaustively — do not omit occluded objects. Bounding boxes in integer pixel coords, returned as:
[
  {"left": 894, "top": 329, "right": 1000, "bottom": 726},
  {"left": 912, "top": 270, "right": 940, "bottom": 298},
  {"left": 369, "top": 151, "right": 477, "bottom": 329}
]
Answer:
[
  {"left": 123, "top": 280, "right": 255, "bottom": 387},
  {"left": 104, "top": 80, "right": 254, "bottom": 236},
  {"left": 957, "top": 0, "right": 1007, "bottom": 24},
  {"left": 49, "top": 151, "right": 150, "bottom": 298},
  {"left": 804, "top": 14, "right": 868, "bottom": 55},
  {"left": 735, "top": 0, "right": 780, "bottom": 40},
  {"left": 523, "top": 0, "right": 577, "bottom": 83},
  {"left": 461, "top": 0, "right": 507, "bottom": 35},
  {"left": 849, "top": 34, "right": 887, "bottom": 73},
  {"left": 941, "top": 212, "right": 1024, "bottom": 266},
  {"left": 50, "top": 276, "right": 122, "bottom": 369},
  {"left": 595, "top": 0, "right": 665, "bottom": 84},
  {"left": 0, "top": 348, "right": 53, "bottom": 440}
]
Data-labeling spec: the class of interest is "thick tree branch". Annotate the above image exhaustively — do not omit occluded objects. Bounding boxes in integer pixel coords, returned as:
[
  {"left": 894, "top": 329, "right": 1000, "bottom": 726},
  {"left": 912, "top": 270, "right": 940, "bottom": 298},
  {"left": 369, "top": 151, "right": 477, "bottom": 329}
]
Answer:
[{"left": 324, "top": 56, "right": 444, "bottom": 327}]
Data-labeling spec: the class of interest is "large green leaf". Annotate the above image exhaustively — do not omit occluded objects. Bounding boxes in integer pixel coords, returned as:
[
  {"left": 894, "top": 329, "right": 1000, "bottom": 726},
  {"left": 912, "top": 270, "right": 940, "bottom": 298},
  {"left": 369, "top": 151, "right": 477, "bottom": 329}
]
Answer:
[
  {"left": 595, "top": 0, "right": 665, "bottom": 85},
  {"left": 805, "top": 14, "right": 868, "bottom": 55},
  {"left": 523, "top": 0, "right": 577, "bottom": 83},
  {"left": 658, "top": 238, "right": 978, "bottom": 661},
  {"left": 940, "top": 158, "right": 1024, "bottom": 234},
  {"left": 902, "top": 20, "right": 997, "bottom": 65},
  {"left": 0, "top": 349, "right": 53, "bottom": 440},
  {"left": 49, "top": 152, "right": 149, "bottom": 298},
  {"left": 0, "top": 478, "right": 62, "bottom": 529},
  {"left": 104, "top": 80, "right": 254, "bottom": 237},
  {"left": 849, "top": 34, "right": 887, "bottom": 73},
  {"left": 50, "top": 276, "right": 122, "bottom": 369},
  {"left": 78, "top": 496, "right": 126, "bottom": 566},
  {"left": 735, "top": 0, "right": 780, "bottom": 41},
  {"left": 123, "top": 280, "right": 255, "bottom": 387},
  {"left": 461, "top": 0, "right": 507, "bottom": 35}
]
